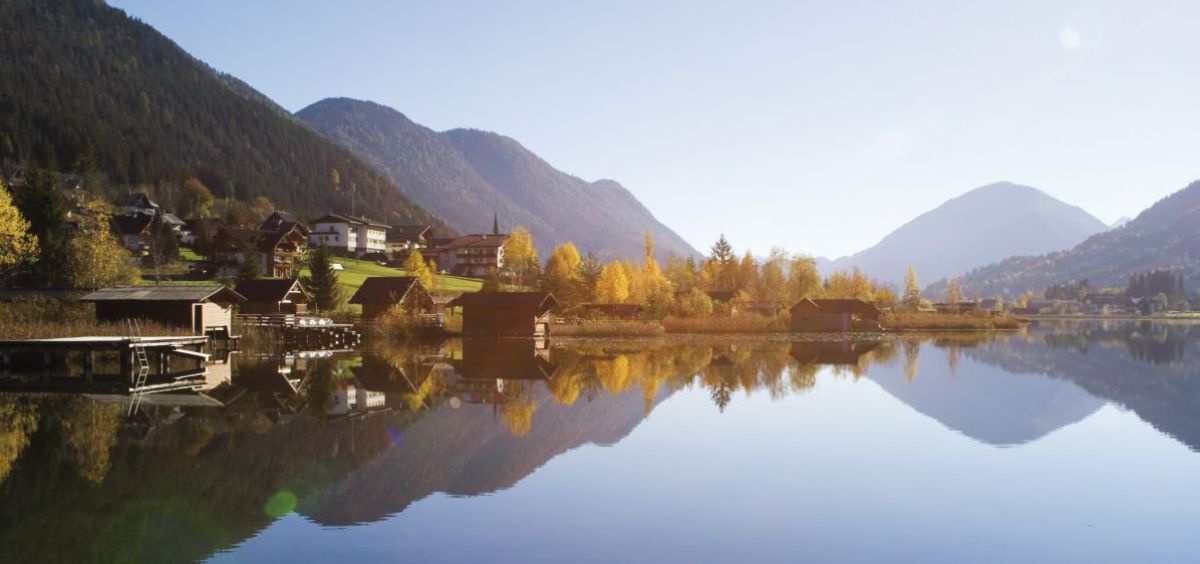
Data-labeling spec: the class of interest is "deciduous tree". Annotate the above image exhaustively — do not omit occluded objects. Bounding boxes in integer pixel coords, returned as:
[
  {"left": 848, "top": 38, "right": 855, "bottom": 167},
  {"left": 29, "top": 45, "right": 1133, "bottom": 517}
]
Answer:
[
  {"left": 403, "top": 249, "right": 435, "bottom": 291},
  {"left": 595, "top": 260, "right": 630, "bottom": 303},
  {"left": 0, "top": 179, "right": 37, "bottom": 284},
  {"left": 68, "top": 200, "right": 139, "bottom": 288},
  {"left": 178, "top": 178, "right": 214, "bottom": 218},
  {"left": 502, "top": 226, "right": 538, "bottom": 287}
]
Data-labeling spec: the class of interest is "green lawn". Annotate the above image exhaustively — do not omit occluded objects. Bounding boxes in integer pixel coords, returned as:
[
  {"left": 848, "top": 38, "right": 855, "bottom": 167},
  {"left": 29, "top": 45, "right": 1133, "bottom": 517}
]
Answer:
[{"left": 301, "top": 256, "right": 483, "bottom": 295}]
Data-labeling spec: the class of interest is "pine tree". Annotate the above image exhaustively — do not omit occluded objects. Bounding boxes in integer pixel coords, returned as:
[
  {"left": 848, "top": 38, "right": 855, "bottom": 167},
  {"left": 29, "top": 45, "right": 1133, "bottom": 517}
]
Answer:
[
  {"left": 14, "top": 169, "right": 71, "bottom": 288},
  {"left": 302, "top": 245, "right": 342, "bottom": 312}
]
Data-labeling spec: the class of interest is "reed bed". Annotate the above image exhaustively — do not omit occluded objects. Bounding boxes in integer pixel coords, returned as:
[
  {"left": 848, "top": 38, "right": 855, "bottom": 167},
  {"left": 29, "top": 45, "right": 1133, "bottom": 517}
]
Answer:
[
  {"left": 881, "top": 312, "right": 1022, "bottom": 331},
  {"left": 555, "top": 320, "right": 666, "bottom": 337},
  {"left": 661, "top": 314, "right": 789, "bottom": 334},
  {"left": 0, "top": 298, "right": 189, "bottom": 339}
]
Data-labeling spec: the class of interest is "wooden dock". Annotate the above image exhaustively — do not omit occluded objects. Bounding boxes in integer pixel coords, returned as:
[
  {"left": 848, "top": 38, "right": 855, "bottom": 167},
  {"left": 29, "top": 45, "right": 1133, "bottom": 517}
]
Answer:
[{"left": 0, "top": 335, "right": 211, "bottom": 391}]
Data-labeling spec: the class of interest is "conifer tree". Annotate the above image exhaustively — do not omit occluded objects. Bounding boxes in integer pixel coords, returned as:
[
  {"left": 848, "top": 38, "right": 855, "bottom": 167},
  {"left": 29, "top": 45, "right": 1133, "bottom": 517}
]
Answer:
[
  {"left": 14, "top": 169, "right": 71, "bottom": 288},
  {"left": 302, "top": 245, "right": 342, "bottom": 312}
]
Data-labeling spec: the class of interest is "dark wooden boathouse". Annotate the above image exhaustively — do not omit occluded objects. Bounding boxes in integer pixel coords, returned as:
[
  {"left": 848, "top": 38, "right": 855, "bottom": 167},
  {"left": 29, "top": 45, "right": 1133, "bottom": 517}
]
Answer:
[
  {"left": 448, "top": 292, "right": 558, "bottom": 338},
  {"left": 235, "top": 278, "right": 310, "bottom": 315},
  {"left": 348, "top": 277, "right": 435, "bottom": 320},
  {"left": 789, "top": 298, "right": 881, "bottom": 332}
]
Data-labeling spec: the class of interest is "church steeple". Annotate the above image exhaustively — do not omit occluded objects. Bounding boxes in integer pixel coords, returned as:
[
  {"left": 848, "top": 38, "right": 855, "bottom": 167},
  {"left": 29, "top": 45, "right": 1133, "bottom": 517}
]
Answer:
[{"left": 492, "top": 214, "right": 499, "bottom": 235}]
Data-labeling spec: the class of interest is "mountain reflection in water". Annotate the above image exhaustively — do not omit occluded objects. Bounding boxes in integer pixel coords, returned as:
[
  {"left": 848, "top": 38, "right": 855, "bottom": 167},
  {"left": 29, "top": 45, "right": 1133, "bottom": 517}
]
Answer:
[{"left": 0, "top": 321, "right": 1197, "bottom": 563}]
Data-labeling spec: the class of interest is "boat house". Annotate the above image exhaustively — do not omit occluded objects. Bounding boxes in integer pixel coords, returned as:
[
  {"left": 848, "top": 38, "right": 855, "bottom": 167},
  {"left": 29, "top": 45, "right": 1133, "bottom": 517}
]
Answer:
[
  {"left": 81, "top": 285, "right": 246, "bottom": 336},
  {"left": 348, "top": 276, "right": 435, "bottom": 320},
  {"left": 448, "top": 292, "right": 558, "bottom": 338},
  {"left": 234, "top": 278, "right": 311, "bottom": 315},
  {"left": 789, "top": 298, "right": 881, "bottom": 332}
]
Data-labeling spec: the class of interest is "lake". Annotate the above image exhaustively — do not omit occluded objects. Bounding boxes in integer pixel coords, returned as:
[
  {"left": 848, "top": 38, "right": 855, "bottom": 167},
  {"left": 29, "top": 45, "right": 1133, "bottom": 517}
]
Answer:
[{"left": 1, "top": 320, "right": 1199, "bottom": 563}]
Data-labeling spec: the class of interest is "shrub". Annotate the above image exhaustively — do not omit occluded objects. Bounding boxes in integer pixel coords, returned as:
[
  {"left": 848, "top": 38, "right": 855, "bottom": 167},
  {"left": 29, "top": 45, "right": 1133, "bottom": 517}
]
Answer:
[
  {"left": 661, "top": 313, "right": 788, "bottom": 333},
  {"left": 555, "top": 320, "right": 665, "bottom": 337}
]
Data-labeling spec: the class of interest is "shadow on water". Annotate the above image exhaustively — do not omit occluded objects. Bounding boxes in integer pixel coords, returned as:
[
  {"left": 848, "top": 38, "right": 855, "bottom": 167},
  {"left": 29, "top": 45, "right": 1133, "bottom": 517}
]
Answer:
[{"left": 0, "top": 320, "right": 1196, "bottom": 561}]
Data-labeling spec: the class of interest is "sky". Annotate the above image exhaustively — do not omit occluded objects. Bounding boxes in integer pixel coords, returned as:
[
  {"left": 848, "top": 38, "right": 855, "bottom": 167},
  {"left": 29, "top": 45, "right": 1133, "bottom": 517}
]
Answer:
[{"left": 110, "top": 0, "right": 1200, "bottom": 258}]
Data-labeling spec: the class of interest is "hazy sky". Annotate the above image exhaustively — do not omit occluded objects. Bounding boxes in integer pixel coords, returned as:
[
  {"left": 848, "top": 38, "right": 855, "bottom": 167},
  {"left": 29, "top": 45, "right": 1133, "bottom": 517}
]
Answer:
[{"left": 111, "top": 0, "right": 1200, "bottom": 258}]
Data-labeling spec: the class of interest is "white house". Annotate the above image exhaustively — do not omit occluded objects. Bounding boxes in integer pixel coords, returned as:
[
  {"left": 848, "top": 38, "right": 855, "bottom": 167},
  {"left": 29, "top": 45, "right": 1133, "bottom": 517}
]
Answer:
[{"left": 308, "top": 213, "right": 389, "bottom": 255}]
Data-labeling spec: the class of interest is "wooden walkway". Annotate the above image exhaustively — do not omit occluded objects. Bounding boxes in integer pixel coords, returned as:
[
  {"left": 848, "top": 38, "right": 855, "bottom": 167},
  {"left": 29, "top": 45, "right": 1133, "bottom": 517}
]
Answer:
[{"left": 0, "top": 335, "right": 211, "bottom": 391}]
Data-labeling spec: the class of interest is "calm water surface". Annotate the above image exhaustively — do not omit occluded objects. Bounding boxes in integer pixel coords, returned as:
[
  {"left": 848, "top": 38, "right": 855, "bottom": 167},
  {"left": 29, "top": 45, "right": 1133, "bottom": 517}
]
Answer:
[{"left": 1, "top": 320, "right": 1199, "bottom": 563}]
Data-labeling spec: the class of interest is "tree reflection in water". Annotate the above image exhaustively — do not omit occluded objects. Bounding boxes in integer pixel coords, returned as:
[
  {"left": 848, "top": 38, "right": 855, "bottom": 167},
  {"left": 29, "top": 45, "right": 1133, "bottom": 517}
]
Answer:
[{"left": 0, "top": 321, "right": 1196, "bottom": 562}]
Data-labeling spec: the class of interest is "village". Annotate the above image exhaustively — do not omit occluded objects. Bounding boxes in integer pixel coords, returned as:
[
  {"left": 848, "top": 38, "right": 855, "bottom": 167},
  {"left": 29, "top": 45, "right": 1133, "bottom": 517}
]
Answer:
[{"left": 0, "top": 172, "right": 1196, "bottom": 407}]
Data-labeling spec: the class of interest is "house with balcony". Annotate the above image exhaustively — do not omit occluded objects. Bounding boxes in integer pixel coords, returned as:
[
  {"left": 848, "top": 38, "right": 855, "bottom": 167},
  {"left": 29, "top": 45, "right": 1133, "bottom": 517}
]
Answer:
[
  {"left": 427, "top": 233, "right": 508, "bottom": 278},
  {"left": 211, "top": 226, "right": 308, "bottom": 278},
  {"left": 308, "top": 213, "right": 389, "bottom": 256}
]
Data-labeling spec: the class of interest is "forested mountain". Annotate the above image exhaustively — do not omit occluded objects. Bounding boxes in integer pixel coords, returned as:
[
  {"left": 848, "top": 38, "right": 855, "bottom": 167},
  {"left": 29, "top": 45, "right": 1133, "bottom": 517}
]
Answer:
[
  {"left": 0, "top": 0, "right": 449, "bottom": 230},
  {"left": 297, "top": 98, "right": 699, "bottom": 260},
  {"left": 929, "top": 180, "right": 1200, "bottom": 298},
  {"left": 823, "top": 182, "right": 1107, "bottom": 287}
]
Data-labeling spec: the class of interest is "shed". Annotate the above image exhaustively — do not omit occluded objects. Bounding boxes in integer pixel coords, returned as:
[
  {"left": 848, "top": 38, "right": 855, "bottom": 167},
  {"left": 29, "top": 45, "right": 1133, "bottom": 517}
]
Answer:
[
  {"left": 81, "top": 285, "right": 245, "bottom": 336},
  {"left": 789, "top": 298, "right": 881, "bottom": 332},
  {"left": 789, "top": 340, "right": 882, "bottom": 366},
  {"left": 579, "top": 303, "right": 643, "bottom": 320},
  {"left": 447, "top": 292, "right": 558, "bottom": 338},
  {"left": 348, "top": 277, "right": 435, "bottom": 320},
  {"left": 234, "top": 278, "right": 310, "bottom": 315}
]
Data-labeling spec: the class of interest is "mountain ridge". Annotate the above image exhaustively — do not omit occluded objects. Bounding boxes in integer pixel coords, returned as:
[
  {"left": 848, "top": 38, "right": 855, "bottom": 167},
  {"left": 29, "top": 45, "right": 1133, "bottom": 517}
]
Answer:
[
  {"left": 928, "top": 180, "right": 1200, "bottom": 297},
  {"left": 297, "top": 97, "right": 700, "bottom": 260}
]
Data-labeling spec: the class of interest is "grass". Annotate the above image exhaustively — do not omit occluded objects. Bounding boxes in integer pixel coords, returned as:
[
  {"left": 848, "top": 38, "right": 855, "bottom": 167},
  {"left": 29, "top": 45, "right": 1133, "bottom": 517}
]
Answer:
[
  {"left": 661, "top": 314, "right": 789, "bottom": 334},
  {"left": 555, "top": 320, "right": 666, "bottom": 337},
  {"left": 0, "top": 298, "right": 191, "bottom": 339},
  {"left": 298, "top": 256, "right": 482, "bottom": 296},
  {"left": 881, "top": 312, "right": 1022, "bottom": 331}
]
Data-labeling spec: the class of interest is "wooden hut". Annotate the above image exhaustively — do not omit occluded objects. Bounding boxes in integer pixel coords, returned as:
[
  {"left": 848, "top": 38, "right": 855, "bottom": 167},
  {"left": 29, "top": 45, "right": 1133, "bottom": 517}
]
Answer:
[
  {"left": 348, "top": 276, "right": 435, "bottom": 320},
  {"left": 789, "top": 298, "right": 881, "bottom": 332},
  {"left": 447, "top": 292, "right": 558, "bottom": 338},
  {"left": 579, "top": 303, "right": 642, "bottom": 320},
  {"left": 81, "top": 285, "right": 245, "bottom": 336},
  {"left": 789, "top": 341, "right": 882, "bottom": 366},
  {"left": 234, "top": 278, "right": 310, "bottom": 315}
]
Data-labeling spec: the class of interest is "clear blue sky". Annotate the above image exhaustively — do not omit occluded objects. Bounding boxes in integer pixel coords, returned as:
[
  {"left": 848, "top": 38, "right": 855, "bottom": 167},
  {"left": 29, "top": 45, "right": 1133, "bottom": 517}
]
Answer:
[{"left": 111, "top": 0, "right": 1200, "bottom": 258}]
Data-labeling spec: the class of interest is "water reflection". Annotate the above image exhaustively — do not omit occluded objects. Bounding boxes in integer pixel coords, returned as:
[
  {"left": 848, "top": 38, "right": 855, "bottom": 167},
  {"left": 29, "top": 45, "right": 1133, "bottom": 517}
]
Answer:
[{"left": 0, "top": 321, "right": 1197, "bottom": 562}]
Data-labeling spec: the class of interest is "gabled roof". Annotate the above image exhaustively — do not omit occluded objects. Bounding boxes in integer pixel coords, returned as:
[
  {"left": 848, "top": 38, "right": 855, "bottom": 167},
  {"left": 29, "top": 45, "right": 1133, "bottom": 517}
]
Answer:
[
  {"left": 234, "top": 278, "right": 309, "bottom": 302},
  {"left": 112, "top": 214, "right": 154, "bottom": 235},
  {"left": 259, "top": 211, "right": 311, "bottom": 236},
  {"left": 387, "top": 225, "right": 432, "bottom": 243},
  {"left": 158, "top": 213, "right": 185, "bottom": 227},
  {"left": 790, "top": 298, "right": 879, "bottom": 315},
  {"left": 313, "top": 213, "right": 390, "bottom": 229},
  {"left": 348, "top": 276, "right": 425, "bottom": 304},
  {"left": 114, "top": 193, "right": 159, "bottom": 209},
  {"left": 430, "top": 233, "right": 507, "bottom": 251},
  {"left": 81, "top": 285, "right": 245, "bottom": 303},
  {"left": 212, "top": 227, "right": 299, "bottom": 253},
  {"left": 448, "top": 292, "right": 558, "bottom": 312}
]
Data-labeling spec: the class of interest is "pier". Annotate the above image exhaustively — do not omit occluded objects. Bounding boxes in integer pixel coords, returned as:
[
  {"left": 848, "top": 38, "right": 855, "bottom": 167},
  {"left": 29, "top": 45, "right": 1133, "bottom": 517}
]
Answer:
[{"left": 0, "top": 335, "right": 212, "bottom": 393}]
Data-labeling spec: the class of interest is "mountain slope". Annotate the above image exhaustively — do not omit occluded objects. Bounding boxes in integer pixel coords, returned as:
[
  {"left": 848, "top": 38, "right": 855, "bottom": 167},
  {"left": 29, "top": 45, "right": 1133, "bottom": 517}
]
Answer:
[
  {"left": 297, "top": 98, "right": 699, "bottom": 260},
  {"left": 824, "top": 182, "right": 1107, "bottom": 286},
  {"left": 0, "top": 0, "right": 448, "bottom": 230},
  {"left": 929, "top": 180, "right": 1200, "bottom": 297}
]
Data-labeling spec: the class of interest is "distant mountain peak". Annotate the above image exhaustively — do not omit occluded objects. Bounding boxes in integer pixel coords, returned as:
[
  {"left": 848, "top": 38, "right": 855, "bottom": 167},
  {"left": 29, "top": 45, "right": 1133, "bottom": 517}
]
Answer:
[{"left": 823, "top": 181, "right": 1107, "bottom": 286}]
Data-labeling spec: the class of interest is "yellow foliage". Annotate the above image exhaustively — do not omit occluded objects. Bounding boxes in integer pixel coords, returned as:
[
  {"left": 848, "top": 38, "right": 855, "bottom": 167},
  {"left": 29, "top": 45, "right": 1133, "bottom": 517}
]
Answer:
[
  {"left": 68, "top": 200, "right": 139, "bottom": 288},
  {"left": 402, "top": 249, "right": 434, "bottom": 290},
  {"left": 500, "top": 397, "right": 537, "bottom": 437},
  {"left": 595, "top": 260, "right": 630, "bottom": 303},
  {"left": 0, "top": 179, "right": 38, "bottom": 280}
]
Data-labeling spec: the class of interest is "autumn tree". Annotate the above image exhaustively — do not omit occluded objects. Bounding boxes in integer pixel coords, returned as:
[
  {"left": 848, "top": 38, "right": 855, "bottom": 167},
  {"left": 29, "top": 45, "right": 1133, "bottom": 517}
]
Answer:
[
  {"left": 787, "top": 256, "right": 821, "bottom": 301},
  {"left": 757, "top": 248, "right": 788, "bottom": 302},
  {"left": 665, "top": 256, "right": 698, "bottom": 292},
  {"left": 903, "top": 265, "right": 922, "bottom": 310},
  {"left": 0, "top": 179, "right": 38, "bottom": 284},
  {"left": 403, "top": 249, "right": 435, "bottom": 291},
  {"left": 302, "top": 245, "right": 342, "bottom": 312},
  {"left": 68, "top": 200, "right": 139, "bottom": 288},
  {"left": 543, "top": 242, "right": 582, "bottom": 303},
  {"left": 503, "top": 226, "right": 539, "bottom": 287},
  {"left": 177, "top": 178, "right": 214, "bottom": 218},
  {"left": 947, "top": 277, "right": 962, "bottom": 309},
  {"left": 595, "top": 260, "right": 630, "bottom": 303}
]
